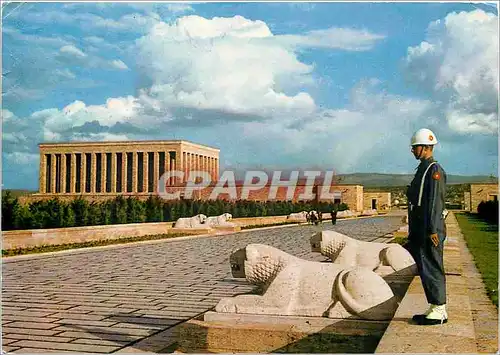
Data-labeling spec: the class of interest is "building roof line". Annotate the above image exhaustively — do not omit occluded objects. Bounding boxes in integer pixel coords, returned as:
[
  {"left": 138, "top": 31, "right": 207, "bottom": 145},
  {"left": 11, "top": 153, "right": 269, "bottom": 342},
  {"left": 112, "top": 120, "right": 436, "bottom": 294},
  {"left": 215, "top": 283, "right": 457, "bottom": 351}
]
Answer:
[{"left": 38, "top": 140, "right": 220, "bottom": 151}]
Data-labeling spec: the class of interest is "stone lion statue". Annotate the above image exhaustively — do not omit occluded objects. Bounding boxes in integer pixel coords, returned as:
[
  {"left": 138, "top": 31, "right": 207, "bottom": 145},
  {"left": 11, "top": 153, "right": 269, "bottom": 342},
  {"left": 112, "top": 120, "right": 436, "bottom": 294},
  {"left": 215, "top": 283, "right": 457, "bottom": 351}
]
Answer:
[
  {"left": 173, "top": 214, "right": 207, "bottom": 228},
  {"left": 310, "top": 230, "right": 417, "bottom": 276},
  {"left": 361, "top": 209, "right": 378, "bottom": 216},
  {"left": 286, "top": 211, "right": 308, "bottom": 221},
  {"left": 337, "top": 210, "right": 359, "bottom": 218},
  {"left": 215, "top": 244, "right": 399, "bottom": 320},
  {"left": 204, "top": 213, "right": 236, "bottom": 227}
]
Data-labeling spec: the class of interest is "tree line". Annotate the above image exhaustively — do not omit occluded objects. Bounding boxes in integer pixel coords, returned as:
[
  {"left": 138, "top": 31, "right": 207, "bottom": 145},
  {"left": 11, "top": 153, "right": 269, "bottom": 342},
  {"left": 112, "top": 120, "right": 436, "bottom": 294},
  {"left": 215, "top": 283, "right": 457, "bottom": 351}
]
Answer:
[{"left": 1, "top": 192, "right": 348, "bottom": 231}]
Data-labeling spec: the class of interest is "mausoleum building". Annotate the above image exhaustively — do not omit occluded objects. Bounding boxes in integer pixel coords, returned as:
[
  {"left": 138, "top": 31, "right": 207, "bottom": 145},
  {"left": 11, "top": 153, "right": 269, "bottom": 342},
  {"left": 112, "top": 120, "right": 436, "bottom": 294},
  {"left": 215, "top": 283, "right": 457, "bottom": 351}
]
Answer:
[{"left": 35, "top": 140, "right": 219, "bottom": 197}]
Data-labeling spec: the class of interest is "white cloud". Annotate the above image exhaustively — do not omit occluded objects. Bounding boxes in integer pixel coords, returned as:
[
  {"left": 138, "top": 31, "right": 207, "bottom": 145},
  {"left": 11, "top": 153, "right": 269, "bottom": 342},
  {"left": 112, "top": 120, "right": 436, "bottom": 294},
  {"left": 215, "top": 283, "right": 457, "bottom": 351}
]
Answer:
[
  {"left": 15, "top": 10, "right": 162, "bottom": 34},
  {"left": 239, "top": 80, "right": 434, "bottom": 172},
  {"left": 2, "top": 109, "right": 15, "bottom": 122},
  {"left": 404, "top": 9, "right": 499, "bottom": 134},
  {"left": 70, "top": 132, "right": 131, "bottom": 142},
  {"left": 54, "top": 68, "right": 77, "bottom": 79},
  {"left": 43, "top": 96, "right": 142, "bottom": 134},
  {"left": 134, "top": 15, "right": 384, "bottom": 120},
  {"left": 447, "top": 111, "right": 498, "bottom": 134},
  {"left": 3, "top": 27, "right": 128, "bottom": 105},
  {"left": 110, "top": 59, "right": 129, "bottom": 70},
  {"left": 2, "top": 14, "right": 391, "bottom": 178},
  {"left": 2, "top": 26, "right": 71, "bottom": 47},
  {"left": 60, "top": 45, "right": 87, "bottom": 57},
  {"left": 165, "top": 3, "right": 195, "bottom": 14},
  {"left": 3, "top": 152, "right": 39, "bottom": 165},
  {"left": 278, "top": 28, "right": 386, "bottom": 51}
]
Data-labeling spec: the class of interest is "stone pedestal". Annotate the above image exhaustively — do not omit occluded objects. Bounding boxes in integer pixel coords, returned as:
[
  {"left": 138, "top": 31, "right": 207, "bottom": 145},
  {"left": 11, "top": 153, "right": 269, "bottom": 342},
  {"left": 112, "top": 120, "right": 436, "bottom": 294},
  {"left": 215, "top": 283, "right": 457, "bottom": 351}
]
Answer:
[
  {"left": 168, "top": 227, "right": 214, "bottom": 235},
  {"left": 176, "top": 312, "right": 389, "bottom": 353},
  {"left": 212, "top": 225, "right": 241, "bottom": 233}
]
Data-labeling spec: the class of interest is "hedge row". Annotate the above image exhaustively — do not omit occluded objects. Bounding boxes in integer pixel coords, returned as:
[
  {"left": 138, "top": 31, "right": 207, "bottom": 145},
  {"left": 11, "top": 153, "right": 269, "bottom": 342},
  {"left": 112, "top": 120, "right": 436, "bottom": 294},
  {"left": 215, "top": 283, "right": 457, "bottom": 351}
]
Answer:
[
  {"left": 477, "top": 200, "right": 499, "bottom": 224},
  {"left": 1, "top": 192, "right": 348, "bottom": 231}
]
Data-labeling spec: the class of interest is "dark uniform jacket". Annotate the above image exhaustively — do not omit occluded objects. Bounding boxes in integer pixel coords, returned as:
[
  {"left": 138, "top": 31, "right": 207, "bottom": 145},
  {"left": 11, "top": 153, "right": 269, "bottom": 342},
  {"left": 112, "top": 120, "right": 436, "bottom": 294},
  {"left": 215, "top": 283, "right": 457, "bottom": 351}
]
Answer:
[{"left": 406, "top": 157, "right": 447, "bottom": 244}]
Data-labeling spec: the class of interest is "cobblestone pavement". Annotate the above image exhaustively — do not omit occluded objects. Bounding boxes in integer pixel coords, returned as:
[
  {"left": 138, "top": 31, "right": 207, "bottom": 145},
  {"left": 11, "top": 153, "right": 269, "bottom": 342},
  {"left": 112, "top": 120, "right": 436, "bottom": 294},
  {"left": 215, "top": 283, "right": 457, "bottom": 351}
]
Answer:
[{"left": 2, "top": 216, "right": 404, "bottom": 353}]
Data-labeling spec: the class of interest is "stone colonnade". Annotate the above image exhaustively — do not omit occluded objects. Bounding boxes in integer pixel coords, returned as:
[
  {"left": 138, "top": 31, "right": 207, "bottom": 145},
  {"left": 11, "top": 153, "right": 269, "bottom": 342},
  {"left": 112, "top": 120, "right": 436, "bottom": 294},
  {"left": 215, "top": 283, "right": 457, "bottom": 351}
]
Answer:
[{"left": 39, "top": 143, "right": 219, "bottom": 194}]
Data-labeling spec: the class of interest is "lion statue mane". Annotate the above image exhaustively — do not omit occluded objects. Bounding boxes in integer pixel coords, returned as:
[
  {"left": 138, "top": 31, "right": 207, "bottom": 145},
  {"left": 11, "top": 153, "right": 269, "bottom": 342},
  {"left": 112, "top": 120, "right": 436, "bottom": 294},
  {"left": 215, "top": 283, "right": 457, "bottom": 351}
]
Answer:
[
  {"left": 310, "top": 230, "right": 417, "bottom": 276},
  {"left": 215, "top": 243, "right": 399, "bottom": 320}
]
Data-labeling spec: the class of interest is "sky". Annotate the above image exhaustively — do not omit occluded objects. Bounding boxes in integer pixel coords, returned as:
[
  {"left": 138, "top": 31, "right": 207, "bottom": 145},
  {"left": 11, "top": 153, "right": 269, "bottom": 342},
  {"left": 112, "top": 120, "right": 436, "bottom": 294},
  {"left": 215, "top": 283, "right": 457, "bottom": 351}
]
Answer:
[{"left": 2, "top": 1, "right": 499, "bottom": 190}]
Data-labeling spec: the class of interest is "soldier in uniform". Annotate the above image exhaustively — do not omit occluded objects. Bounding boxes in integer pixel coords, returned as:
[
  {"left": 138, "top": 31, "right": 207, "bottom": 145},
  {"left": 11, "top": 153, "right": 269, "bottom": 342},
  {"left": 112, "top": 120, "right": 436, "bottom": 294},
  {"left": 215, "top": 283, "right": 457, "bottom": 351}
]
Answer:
[{"left": 406, "top": 128, "right": 448, "bottom": 325}]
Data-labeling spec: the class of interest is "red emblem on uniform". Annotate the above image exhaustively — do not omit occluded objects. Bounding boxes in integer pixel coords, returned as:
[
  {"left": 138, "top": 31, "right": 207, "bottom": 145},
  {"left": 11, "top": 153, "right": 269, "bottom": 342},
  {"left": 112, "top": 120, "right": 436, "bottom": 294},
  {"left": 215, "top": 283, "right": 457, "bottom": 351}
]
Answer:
[
  {"left": 429, "top": 135, "right": 434, "bottom": 141},
  {"left": 432, "top": 172, "right": 440, "bottom": 180}
]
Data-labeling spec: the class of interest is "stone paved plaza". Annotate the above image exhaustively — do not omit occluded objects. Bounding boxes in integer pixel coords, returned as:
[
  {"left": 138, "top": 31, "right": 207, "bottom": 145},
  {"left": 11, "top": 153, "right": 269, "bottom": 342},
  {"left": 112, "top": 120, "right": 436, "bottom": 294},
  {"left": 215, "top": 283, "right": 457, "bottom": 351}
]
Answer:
[{"left": 2, "top": 216, "right": 404, "bottom": 353}]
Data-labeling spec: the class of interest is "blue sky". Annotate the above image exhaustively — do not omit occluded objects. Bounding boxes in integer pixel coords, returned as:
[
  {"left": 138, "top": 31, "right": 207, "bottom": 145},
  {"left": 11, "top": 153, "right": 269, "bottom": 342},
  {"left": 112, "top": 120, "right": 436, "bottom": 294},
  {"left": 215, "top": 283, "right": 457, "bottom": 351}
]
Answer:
[{"left": 2, "top": 2, "right": 499, "bottom": 189}]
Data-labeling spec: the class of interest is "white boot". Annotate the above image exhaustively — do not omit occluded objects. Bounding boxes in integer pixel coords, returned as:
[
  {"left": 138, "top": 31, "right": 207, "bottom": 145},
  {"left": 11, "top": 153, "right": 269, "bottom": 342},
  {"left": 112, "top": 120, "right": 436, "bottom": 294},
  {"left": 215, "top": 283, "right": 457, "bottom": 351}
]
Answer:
[
  {"left": 412, "top": 304, "right": 433, "bottom": 321},
  {"left": 425, "top": 304, "right": 448, "bottom": 322},
  {"left": 413, "top": 304, "right": 448, "bottom": 325}
]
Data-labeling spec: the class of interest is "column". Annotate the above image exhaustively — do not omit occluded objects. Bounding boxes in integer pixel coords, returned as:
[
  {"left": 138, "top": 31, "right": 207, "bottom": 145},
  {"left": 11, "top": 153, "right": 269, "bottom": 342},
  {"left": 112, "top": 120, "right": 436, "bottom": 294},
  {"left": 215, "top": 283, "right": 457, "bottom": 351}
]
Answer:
[
  {"left": 51, "top": 153, "right": 57, "bottom": 193},
  {"left": 101, "top": 152, "right": 107, "bottom": 193},
  {"left": 61, "top": 153, "right": 67, "bottom": 194},
  {"left": 215, "top": 158, "right": 219, "bottom": 180},
  {"left": 207, "top": 157, "right": 211, "bottom": 181},
  {"left": 91, "top": 152, "right": 97, "bottom": 193},
  {"left": 132, "top": 151, "right": 138, "bottom": 192},
  {"left": 169, "top": 151, "right": 176, "bottom": 186},
  {"left": 121, "top": 152, "right": 127, "bottom": 193},
  {"left": 39, "top": 153, "right": 46, "bottom": 194},
  {"left": 172, "top": 152, "right": 177, "bottom": 183},
  {"left": 209, "top": 157, "right": 214, "bottom": 181},
  {"left": 111, "top": 152, "right": 117, "bottom": 193},
  {"left": 70, "top": 153, "right": 77, "bottom": 193},
  {"left": 153, "top": 152, "right": 159, "bottom": 192},
  {"left": 143, "top": 151, "right": 149, "bottom": 193},
  {"left": 182, "top": 152, "right": 187, "bottom": 183},
  {"left": 164, "top": 151, "right": 170, "bottom": 186},
  {"left": 80, "top": 153, "right": 86, "bottom": 193},
  {"left": 171, "top": 152, "right": 176, "bottom": 171}
]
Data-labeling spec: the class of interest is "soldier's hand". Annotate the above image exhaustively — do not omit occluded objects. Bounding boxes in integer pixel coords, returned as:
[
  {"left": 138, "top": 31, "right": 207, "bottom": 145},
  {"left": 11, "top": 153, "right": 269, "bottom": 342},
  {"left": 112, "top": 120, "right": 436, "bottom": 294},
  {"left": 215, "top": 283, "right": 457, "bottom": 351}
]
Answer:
[{"left": 430, "top": 233, "right": 439, "bottom": 247}]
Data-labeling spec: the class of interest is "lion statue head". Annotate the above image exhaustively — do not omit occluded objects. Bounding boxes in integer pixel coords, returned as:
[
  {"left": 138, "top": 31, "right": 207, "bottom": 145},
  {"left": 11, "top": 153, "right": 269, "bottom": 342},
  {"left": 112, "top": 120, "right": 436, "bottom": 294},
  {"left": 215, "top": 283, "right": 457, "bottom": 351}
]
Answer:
[
  {"left": 310, "top": 230, "right": 348, "bottom": 260},
  {"left": 229, "top": 244, "right": 287, "bottom": 285}
]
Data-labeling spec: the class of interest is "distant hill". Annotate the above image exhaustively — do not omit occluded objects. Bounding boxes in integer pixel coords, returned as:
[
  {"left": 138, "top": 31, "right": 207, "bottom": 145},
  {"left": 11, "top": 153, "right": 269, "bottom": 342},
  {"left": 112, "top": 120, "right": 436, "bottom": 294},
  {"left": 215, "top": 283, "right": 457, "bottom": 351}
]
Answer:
[{"left": 334, "top": 173, "right": 498, "bottom": 188}]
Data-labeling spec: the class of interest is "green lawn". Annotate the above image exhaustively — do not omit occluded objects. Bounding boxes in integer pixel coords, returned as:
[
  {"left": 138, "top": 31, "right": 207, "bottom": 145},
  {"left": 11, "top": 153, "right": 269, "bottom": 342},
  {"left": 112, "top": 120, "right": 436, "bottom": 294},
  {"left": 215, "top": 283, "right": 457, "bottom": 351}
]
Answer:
[{"left": 455, "top": 213, "right": 498, "bottom": 307}]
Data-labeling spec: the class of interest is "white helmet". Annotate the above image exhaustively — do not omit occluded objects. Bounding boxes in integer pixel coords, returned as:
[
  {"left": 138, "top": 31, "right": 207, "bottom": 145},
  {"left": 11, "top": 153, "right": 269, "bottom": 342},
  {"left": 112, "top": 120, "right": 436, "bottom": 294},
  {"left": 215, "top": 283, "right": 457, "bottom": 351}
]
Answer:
[{"left": 411, "top": 128, "right": 438, "bottom": 146}]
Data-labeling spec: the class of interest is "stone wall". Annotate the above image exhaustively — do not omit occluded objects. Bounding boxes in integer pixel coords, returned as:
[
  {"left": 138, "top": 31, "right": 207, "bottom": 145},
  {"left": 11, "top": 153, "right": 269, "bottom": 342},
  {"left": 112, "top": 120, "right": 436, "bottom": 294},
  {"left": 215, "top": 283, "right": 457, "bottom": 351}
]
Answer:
[
  {"left": 343, "top": 185, "right": 364, "bottom": 212},
  {"left": 3, "top": 221, "right": 173, "bottom": 250},
  {"left": 2, "top": 216, "right": 295, "bottom": 250},
  {"left": 363, "top": 192, "right": 391, "bottom": 210},
  {"left": 469, "top": 183, "right": 498, "bottom": 213},
  {"left": 463, "top": 191, "right": 471, "bottom": 211}
]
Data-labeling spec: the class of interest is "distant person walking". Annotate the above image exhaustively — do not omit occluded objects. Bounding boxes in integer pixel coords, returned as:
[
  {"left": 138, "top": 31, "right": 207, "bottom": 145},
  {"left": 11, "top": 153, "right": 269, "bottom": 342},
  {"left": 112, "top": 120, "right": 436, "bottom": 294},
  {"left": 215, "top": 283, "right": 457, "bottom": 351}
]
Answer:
[
  {"left": 331, "top": 204, "right": 339, "bottom": 225},
  {"left": 310, "top": 211, "right": 318, "bottom": 225},
  {"left": 405, "top": 128, "right": 448, "bottom": 326}
]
